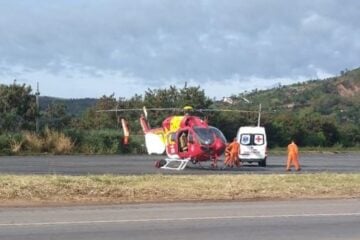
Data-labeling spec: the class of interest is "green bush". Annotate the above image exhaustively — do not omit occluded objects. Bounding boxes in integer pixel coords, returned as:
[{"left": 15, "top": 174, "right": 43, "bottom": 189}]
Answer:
[
  {"left": 0, "top": 133, "right": 24, "bottom": 155},
  {"left": 0, "top": 134, "right": 11, "bottom": 154},
  {"left": 79, "top": 129, "right": 121, "bottom": 154},
  {"left": 64, "top": 128, "right": 114, "bottom": 153},
  {"left": 59, "top": 129, "right": 146, "bottom": 154},
  {"left": 126, "top": 135, "right": 146, "bottom": 154},
  {"left": 63, "top": 129, "right": 85, "bottom": 149},
  {"left": 6, "top": 129, "right": 120, "bottom": 155}
]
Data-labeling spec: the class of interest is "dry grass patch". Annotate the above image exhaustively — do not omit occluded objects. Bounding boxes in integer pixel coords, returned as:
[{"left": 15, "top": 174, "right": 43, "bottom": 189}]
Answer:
[
  {"left": 21, "top": 129, "right": 74, "bottom": 154},
  {"left": 9, "top": 139, "right": 23, "bottom": 153},
  {"left": 0, "top": 173, "right": 359, "bottom": 205},
  {"left": 43, "top": 129, "right": 74, "bottom": 154},
  {"left": 23, "top": 132, "right": 43, "bottom": 153}
]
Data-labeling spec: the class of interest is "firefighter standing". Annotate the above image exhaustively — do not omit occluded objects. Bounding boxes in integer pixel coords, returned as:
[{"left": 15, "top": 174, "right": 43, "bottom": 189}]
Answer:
[
  {"left": 224, "top": 138, "right": 240, "bottom": 167},
  {"left": 286, "top": 140, "right": 301, "bottom": 171}
]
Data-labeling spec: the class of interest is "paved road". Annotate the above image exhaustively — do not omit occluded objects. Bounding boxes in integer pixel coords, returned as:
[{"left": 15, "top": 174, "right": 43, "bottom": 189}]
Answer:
[
  {"left": 0, "top": 153, "right": 359, "bottom": 175},
  {"left": 0, "top": 199, "right": 359, "bottom": 240}
]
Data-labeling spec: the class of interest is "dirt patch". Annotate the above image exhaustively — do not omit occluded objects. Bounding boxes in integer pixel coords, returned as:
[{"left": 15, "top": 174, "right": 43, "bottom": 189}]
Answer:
[{"left": 337, "top": 83, "right": 360, "bottom": 97}]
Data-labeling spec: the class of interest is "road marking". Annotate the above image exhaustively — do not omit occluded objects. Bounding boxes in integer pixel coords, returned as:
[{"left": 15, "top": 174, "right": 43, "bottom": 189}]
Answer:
[{"left": 0, "top": 212, "right": 360, "bottom": 227}]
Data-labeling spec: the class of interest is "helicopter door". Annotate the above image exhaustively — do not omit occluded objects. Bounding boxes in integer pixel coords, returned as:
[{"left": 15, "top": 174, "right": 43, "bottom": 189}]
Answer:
[
  {"left": 177, "top": 130, "right": 191, "bottom": 159},
  {"left": 166, "top": 132, "right": 178, "bottom": 157}
]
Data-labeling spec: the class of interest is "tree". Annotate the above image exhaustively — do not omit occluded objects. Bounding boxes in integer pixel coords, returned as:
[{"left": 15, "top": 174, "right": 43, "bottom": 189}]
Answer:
[
  {"left": 142, "top": 85, "right": 213, "bottom": 127},
  {"left": 0, "top": 82, "right": 36, "bottom": 132},
  {"left": 339, "top": 124, "right": 360, "bottom": 147},
  {"left": 79, "top": 94, "right": 118, "bottom": 129},
  {"left": 321, "top": 122, "right": 340, "bottom": 146},
  {"left": 42, "top": 102, "right": 71, "bottom": 130},
  {"left": 179, "top": 86, "right": 212, "bottom": 109}
]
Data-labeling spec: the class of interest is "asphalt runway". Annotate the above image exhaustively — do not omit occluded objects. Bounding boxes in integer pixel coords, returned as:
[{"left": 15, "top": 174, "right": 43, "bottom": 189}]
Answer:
[
  {"left": 0, "top": 153, "right": 359, "bottom": 175},
  {"left": 0, "top": 199, "right": 359, "bottom": 240}
]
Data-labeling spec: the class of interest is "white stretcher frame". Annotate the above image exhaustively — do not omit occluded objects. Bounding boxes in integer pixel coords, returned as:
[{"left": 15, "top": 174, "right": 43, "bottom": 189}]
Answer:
[{"left": 160, "top": 158, "right": 190, "bottom": 170}]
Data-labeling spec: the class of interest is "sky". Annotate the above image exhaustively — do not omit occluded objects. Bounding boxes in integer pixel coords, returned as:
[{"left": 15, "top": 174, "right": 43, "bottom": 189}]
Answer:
[{"left": 0, "top": 0, "right": 359, "bottom": 99}]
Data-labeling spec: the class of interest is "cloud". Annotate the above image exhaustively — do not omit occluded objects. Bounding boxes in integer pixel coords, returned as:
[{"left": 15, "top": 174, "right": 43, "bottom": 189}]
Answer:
[{"left": 0, "top": 0, "right": 359, "bottom": 98}]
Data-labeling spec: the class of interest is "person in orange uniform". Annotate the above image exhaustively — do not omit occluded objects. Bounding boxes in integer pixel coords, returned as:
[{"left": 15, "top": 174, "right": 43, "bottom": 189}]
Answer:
[
  {"left": 224, "top": 138, "right": 240, "bottom": 167},
  {"left": 224, "top": 145, "right": 231, "bottom": 166},
  {"left": 286, "top": 140, "right": 301, "bottom": 171}
]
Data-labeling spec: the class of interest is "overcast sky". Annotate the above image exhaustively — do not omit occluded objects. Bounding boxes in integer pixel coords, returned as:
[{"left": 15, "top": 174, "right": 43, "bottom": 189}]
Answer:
[{"left": 0, "top": 0, "right": 359, "bottom": 99}]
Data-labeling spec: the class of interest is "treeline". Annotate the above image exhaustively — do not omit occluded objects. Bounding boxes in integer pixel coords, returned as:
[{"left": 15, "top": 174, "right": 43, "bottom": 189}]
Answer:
[{"left": 0, "top": 81, "right": 359, "bottom": 155}]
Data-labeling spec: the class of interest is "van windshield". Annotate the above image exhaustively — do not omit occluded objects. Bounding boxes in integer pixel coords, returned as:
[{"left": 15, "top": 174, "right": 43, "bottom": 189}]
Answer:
[{"left": 240, "top": 134, "right": 264, "bottom": 145}]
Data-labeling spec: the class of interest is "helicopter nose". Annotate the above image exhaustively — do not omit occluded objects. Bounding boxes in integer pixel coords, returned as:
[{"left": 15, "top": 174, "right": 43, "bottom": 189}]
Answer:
[
  {"left": 200, "top": 145, "right": 210, "bottom": 152},
  {"left": 201, "top": 145, "right": 216, "bottom": 155}
]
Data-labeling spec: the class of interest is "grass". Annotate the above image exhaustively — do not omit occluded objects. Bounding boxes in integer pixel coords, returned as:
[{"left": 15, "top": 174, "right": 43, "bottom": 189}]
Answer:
[
  {"left": 43, "top": 129, "right": 74, "bottom": 154},
  {"left": 23, "top": 131, "right": 43, "bottom": 153},
  {"left": 20, "top": 129, "right": 74, "bottom": 154},
  {"left": 0, "top": 173, "right": 359, "bottom": 205}
]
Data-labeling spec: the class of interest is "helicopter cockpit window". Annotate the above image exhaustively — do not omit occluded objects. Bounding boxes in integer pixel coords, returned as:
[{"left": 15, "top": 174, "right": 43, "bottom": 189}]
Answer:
[
  {"left": 209, "top": 126, "right": 227, "bottom": 144},
  {"left": 193, "top": 127, "right": 215, "bottom": 145},
  {"left": 188, "top": 133, "right": 194, "bottom": 143}
]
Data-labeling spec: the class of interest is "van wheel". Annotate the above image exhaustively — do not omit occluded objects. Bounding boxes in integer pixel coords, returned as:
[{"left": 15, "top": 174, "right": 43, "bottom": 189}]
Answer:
[{"left": 258, "top": 158, "right": 267, "bottom": 167}]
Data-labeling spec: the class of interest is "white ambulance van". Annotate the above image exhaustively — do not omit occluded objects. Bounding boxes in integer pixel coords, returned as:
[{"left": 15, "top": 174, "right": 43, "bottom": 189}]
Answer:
[{"left": 236, "top": 126, "right": 267, "bottom": 166}]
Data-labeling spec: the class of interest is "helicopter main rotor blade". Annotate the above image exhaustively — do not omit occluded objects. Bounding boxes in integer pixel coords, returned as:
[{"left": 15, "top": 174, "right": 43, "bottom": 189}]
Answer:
[
  {"left": 143, "top": 106, "right": 148, "bottom": 119},
  {"left": 96, "top": 108, "right": 181, "bottom": 113},
  {"left": 196, "top": 109, "right": 259, "bottom": 113},
  {"left": 97, "top": 107, "right": 264, "bottom": 114}
]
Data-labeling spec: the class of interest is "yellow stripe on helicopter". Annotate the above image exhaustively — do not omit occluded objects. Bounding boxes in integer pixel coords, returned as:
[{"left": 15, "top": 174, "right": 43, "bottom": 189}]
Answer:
[{"left": 169, "top": 116, "right": 184, "bottom": 132}]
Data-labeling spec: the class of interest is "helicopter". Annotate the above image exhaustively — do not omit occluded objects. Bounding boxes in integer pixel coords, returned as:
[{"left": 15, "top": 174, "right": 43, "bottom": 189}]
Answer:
[
  {"left": 99, "top": 106, "right": 259, "bottom": 170},
  {"left": 140, "top": 106, "right": 230, "bottom": 170}
]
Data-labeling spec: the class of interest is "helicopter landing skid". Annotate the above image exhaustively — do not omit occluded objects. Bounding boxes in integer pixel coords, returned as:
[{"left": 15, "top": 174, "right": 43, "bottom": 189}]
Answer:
[{"left": 156, "top": 158, "right": 190, "bottom": 170}]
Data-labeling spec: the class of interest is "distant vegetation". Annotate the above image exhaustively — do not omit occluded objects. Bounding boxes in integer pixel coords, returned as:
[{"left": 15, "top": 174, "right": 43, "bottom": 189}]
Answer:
[
  {"left": 0, "top": 67, "right": 359, "bottom": 155},
  {"left": 39, "top": 96, "right": 97, "bottom": 116}
]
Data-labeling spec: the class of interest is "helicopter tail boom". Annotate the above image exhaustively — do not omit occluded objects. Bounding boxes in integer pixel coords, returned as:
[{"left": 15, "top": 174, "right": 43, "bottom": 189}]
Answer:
[
  {"left": 140, "top": 115, "right": 150, "bottom": 133},
  {"left": 120, "top": 118, "right": 130, "bottom": 145}
]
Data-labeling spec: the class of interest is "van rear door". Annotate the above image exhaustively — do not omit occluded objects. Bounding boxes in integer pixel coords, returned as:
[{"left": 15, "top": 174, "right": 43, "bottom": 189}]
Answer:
[{"left": 237, "top": 127, "right": 267, "bottom": 166}]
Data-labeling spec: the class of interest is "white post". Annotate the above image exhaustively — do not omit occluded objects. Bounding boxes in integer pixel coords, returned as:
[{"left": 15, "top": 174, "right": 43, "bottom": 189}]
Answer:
[
  {"left": 35, "top": 82, "right": 40, "bottom": 133},
  {"left": 257, "top": 104, "right": 261, "bottom": 127}
]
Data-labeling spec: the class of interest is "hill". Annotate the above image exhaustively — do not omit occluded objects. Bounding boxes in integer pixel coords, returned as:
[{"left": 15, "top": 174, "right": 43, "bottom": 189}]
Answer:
[
  {"left": 39, "top": 97, "right": 97, "bottom": 116},
  {"left": 230, "top": 67, "right": 360, "bottom": 125}
]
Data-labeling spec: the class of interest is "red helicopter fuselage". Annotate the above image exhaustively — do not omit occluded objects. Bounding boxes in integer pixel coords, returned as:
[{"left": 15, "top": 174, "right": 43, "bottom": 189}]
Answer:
[{"left": 140, "top": 114, "right": 227, "bottom": 163}]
